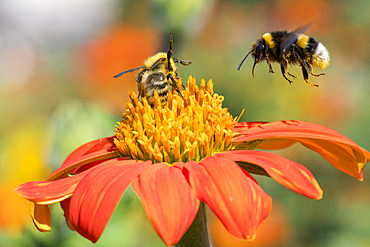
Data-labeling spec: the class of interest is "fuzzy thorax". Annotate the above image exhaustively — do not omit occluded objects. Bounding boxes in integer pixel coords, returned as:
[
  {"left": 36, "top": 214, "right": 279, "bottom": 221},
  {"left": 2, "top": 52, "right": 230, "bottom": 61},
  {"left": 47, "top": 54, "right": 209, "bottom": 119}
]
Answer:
[
  {"left": 143, "top": 52, "right": 177, "bottom": 71},
  {"left": 114, "top": 76, "right": 241, "bottom": 164}
]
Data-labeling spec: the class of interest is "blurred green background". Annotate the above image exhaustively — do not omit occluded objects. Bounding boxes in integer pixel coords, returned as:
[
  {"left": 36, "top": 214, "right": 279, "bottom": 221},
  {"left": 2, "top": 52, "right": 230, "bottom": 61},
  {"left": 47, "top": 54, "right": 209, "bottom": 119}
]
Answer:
[{"left": 1, "top": 0, "right": 369, "bottom": 246}]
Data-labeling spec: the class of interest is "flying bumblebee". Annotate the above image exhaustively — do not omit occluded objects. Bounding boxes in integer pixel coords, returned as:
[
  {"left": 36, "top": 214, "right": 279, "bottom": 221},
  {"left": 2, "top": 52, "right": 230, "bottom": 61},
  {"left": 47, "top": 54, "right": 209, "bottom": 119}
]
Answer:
[
  {"left": 114, "top": 32, "right": 191, "bottom": 105},
  {"left": 237, "top": 24, "right": 330, "bottom": 87}
]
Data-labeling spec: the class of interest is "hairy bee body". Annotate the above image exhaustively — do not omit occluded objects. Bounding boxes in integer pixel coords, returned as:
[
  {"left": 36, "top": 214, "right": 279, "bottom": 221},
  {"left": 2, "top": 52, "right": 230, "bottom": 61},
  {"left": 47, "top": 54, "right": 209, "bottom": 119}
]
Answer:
[
  {"left": 238, "top": 25, "right": 330, "bottom": 87},
  {"left": 137, "top": 52, "right": 178, "bottom": 104},
  {"left": 114, "top": 34, "right": 191, "bottom": 105}
]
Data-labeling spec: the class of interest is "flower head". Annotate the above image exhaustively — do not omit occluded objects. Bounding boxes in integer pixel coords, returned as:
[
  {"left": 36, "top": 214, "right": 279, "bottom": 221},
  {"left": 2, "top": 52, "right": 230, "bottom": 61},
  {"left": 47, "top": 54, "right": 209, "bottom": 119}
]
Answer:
[
  {"left": 114, "top": 77, "right": 237, "bottom": 163},
  {"left": 15, "top": 76, "right": 369, "bottom": 246}
]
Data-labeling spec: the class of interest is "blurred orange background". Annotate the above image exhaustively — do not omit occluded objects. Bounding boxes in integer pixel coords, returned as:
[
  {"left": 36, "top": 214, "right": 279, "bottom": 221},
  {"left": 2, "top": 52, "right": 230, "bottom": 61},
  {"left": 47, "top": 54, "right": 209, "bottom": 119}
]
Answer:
[{"left": 1, "top": 0, "right": 369, "bottom": 246}]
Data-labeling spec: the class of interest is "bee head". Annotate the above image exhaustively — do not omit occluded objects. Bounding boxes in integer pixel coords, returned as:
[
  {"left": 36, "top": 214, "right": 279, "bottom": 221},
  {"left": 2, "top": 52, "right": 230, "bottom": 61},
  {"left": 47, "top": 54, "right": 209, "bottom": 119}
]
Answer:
[
  {"left": 237, "top": 39, "right": 266, "bottom": 76},
  {"left": 253, "top": 44, "right": 265, "bottom": 63}
]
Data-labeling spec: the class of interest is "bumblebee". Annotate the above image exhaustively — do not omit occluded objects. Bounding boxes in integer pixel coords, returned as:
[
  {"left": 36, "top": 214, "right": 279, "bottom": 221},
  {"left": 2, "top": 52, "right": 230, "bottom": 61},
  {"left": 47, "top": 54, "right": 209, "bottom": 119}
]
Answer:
[
  {"left": 114, "top": 32, "right": 191, "bottom": 104},
  {"left": 237, "top": 24, "right": 330, "bottom": 87}
]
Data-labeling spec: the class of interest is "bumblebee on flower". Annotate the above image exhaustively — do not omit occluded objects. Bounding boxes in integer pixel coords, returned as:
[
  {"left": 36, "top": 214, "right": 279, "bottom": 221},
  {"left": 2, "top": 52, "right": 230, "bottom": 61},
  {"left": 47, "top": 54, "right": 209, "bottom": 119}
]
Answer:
[
  {"left": 113, "top": 32, "right": 191, "bottom": 106},
  {"left": 15, "top": 75, "right": 369, "bottom": 246}
]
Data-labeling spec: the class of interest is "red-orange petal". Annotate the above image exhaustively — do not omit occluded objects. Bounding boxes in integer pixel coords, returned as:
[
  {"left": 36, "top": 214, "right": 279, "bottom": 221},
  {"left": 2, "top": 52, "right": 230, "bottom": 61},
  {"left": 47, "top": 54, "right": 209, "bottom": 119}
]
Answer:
[
  {"left": 233, "top": 120, "right": 369, "bottom": 180},
  {"left": 47, "top": 137, "right": 120, "bottom": 181},
  {"left": 69, "top": 159, "right": 151, "bottom": 243},
  {"left": 131, "top": 163, "right": 200, "bottom": 246},
  {"left": 30, "top": 203, "right": 51, "bottom": 232},
  {"left": 60, "top": 198, "right": 75, "bottom": 231},
  {"left": 215, "top": 150, "right": 323, "bottom": 199},
  {"left": 14, "top": 171, "right": 88, "bottom": 204},
  {"left": 185, "top": 157, "right": 272, "bottom": 240},
  {"left": 64, "top": 136, "right": 117, "bottom": 163}
]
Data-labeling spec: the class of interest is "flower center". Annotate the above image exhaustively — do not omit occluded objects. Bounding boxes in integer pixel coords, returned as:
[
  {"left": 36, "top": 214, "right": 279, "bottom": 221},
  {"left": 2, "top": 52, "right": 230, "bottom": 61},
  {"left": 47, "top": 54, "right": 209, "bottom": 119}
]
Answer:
[{"left": 114, "top": 76, "right": 241, "bottom": 164}]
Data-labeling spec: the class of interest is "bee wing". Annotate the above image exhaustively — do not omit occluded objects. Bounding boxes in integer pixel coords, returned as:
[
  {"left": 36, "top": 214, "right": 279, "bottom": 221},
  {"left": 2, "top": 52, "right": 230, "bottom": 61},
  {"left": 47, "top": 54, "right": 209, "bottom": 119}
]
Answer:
[
  {"left": 113, "top": 65, "right": 146, "bottom": 78},
  {"left": 280, "top": 23, "right": 312, "bottom": 55},
  {"left": 173, "top": 58, "right": 192, "bottom": 66}
]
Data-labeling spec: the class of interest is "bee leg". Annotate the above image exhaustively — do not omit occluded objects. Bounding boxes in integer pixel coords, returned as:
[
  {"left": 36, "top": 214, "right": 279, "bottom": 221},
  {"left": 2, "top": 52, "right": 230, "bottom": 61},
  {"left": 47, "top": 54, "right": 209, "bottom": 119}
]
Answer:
[
  {"left": 266, "top": 58, "right": 274, "bottom": 73},
  {"left": 168, "top": 74, "right": 183, "bottom": 98},
  {"left": 282, "top": 57, "right": 296, "bottom": 79},
  {"left": 264, "top": 44, "right": 274, "bottom": 73},
  {"left": 252, "top": 60, "right": 258, "bottom": 77},
  {"left": 167, "top": 32, "right": 174, "bottom": 72},
  {"left": 280, "top": 64, "right": 293, "bottom": 84},
  {"left": 173, "top": 58, "right": 192, "bottom": 66},
  {"left": 138, "top": 83, "right": 145, "bottom": 100},
  {"left": 303, "top": 61, "right": 325, "bottom": 77},
  {"left": 287, "top": 71, "right": 296, "bottom": 79},
  {"left": 301, "top": 62, "right": 318, "bottom": 87}
]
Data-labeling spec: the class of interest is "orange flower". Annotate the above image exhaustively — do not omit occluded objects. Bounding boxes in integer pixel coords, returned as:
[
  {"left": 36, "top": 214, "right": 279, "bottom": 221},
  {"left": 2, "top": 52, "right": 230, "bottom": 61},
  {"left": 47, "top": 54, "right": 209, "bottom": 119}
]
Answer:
[{"left": 15, "top": 77, "right": 369, "bottom": 245}]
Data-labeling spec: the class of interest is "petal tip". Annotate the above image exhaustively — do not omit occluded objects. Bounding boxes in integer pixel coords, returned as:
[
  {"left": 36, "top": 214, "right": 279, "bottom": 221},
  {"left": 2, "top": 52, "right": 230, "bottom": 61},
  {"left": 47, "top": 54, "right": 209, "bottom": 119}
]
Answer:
[{"left": 315, "top": 191, "right": 323, "bottom": 200}]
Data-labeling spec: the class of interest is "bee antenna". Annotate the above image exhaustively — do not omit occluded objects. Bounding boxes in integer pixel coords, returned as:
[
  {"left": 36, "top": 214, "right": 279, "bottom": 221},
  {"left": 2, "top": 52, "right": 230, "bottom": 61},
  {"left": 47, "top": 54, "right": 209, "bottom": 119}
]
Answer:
[
  {"left": 237, "top": 50, "right": 252, "bottom": 70},
  {"left": 167, "top": 32, "right": 174, "bottom": 72},
  {"left": 150, "top": 58, "right": 165, "bottom": 69},
  {"left": 113, "top": 65, "right": 146, "bottom": 78}
]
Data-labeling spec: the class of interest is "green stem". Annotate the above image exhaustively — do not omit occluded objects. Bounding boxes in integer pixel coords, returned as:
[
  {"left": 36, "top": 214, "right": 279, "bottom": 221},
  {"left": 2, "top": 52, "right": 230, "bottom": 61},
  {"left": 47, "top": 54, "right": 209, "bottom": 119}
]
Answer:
[{"left": 174, "top": 202, "right": 211, "bottom": 247}]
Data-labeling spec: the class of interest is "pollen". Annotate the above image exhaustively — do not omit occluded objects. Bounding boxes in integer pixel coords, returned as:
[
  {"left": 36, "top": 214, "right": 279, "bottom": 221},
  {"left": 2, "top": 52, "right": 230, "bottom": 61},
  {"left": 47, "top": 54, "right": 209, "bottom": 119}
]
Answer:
[
  {"left": 262, "top": 33, "right": 275, "bottom": 49},
  {"left": 114, "top": 76, "right": 240, "bottom": 164}
]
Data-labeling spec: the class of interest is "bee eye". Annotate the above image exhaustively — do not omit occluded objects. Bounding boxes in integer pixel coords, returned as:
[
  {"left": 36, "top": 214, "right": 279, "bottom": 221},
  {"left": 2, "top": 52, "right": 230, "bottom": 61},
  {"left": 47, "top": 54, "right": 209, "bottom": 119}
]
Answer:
[
  {"left": 148, "top": 72, "right": 165, "bottom": 82},
  {"left": 255, "top": 45, "right": 263, "bottom": 53}
]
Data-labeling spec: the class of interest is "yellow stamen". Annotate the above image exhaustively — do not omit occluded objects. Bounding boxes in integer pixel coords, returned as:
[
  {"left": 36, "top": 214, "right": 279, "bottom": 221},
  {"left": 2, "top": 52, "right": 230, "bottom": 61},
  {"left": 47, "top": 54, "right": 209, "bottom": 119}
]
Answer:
[{"left": 114, "top": 76, "right": 240, "bottom": 164}]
